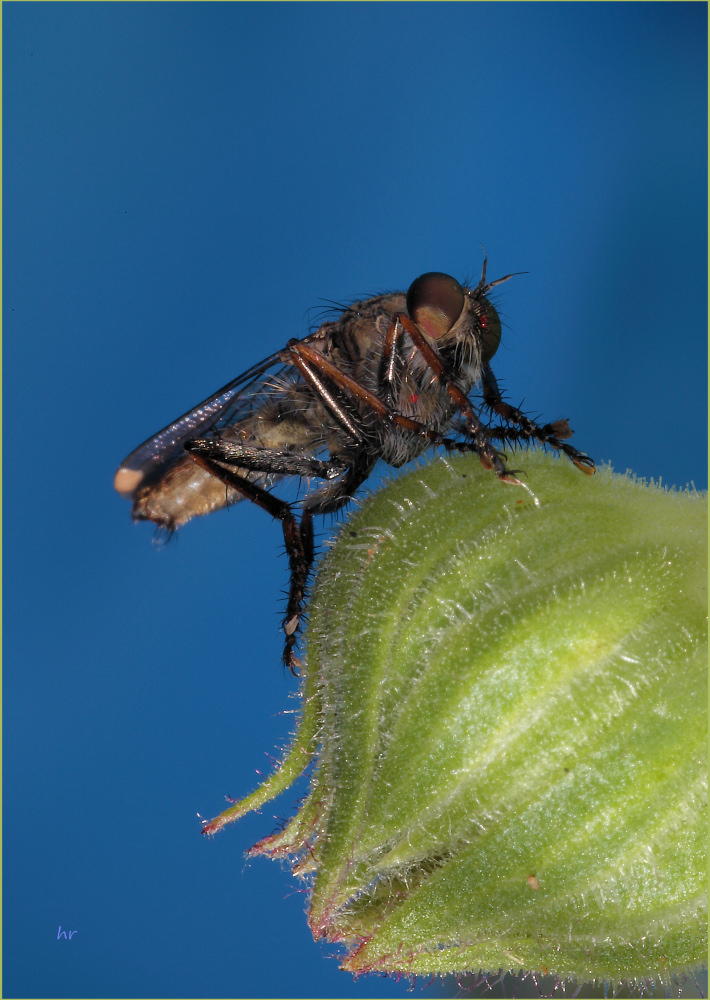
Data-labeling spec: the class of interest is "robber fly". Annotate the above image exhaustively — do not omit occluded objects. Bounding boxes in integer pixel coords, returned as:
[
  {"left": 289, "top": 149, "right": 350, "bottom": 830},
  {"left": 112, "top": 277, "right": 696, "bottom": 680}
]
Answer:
[{"left": 115, "top": 262, "right": 594, "bottom": 671}]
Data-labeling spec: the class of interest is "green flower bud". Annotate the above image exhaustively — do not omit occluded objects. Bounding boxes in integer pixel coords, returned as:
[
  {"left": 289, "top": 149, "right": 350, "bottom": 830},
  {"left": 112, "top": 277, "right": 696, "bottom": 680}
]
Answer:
[{"left": 205, "top": 452, "right": 707, "bottom": 984}]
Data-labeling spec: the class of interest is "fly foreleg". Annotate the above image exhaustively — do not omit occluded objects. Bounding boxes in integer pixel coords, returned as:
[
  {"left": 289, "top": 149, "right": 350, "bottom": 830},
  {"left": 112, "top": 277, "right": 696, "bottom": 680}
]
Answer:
[
  {"left": 394, "top": 315, "right": 520, "bottom": 483},
  {"left": 380, "top": 315, "right": 406, "bottom": 409},
  {"left": 184, "top": 439, "right": 348, "bottom": 672},
  {"left": 289, "top": 339, "right": 518, "bottom": 479},
  {"left": 481, "top": 364, "right": 595, "bottom": 475}
]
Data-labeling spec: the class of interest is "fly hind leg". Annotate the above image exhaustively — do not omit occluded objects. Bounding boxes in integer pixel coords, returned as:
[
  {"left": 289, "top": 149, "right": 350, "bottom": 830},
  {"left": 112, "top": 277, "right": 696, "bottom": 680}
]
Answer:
[{"left": 184, "top": 438, "right": 351, "bottom": 672}]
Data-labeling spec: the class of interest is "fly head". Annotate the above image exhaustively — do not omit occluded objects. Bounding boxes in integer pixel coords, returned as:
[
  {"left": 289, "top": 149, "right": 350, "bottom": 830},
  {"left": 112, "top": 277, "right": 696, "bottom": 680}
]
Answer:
[{"left": 405, "top": 263, "right": 511, "bottom": 371}]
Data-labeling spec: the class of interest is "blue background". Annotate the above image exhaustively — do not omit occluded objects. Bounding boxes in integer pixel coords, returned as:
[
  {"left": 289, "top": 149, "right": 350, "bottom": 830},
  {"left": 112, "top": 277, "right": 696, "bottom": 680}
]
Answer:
[{"left": 4, "top": 4, "right": 706, "bottom": 998}]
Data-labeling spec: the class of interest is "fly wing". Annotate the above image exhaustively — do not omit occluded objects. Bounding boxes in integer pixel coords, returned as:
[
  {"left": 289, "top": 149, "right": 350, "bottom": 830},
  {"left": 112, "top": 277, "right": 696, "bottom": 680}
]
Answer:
[
  {"left": 114, "top": 349, "right": 315, "bottom": 530},
  {"left": 115, "top": 351, "right": 285, "bottom": 486}
]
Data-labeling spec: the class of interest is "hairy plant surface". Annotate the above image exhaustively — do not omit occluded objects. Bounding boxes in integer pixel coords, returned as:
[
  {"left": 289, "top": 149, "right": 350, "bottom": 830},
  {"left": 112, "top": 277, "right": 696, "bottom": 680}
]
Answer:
[{"left": 206, "top": 452, "right": 707, "bottom": 983}]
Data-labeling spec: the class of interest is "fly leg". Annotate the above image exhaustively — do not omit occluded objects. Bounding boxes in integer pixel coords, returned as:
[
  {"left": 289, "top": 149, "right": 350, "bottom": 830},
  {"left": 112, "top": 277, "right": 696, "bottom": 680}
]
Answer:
[
  {"left": 288, "top": 339, "right": 520, "bottom": 481},
  {"left": 185, "top": 440, "right": 349, "bottom": 481},
  {"left": 378, "top": 317, "right": 493, "bottom": 459},
  {"left": 184, "top": 439, "right": 350, "bottom": 672},
  {"left": 380, "top": 315, "right": 407, "bottom": 409},
  {"left": 282, "top": 451, "right": 374, "bottom": 664},
  {"left": 385, "top": 315, "right": 521, "bottom": 482},
  {"left": 481, "top": 364, "right": 595, "bottom": 474}
]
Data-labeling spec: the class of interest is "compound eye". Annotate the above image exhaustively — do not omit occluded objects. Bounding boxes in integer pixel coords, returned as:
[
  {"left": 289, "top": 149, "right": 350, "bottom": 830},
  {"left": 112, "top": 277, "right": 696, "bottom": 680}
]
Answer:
[
  {"left": 406, "top": 272, "right": 465, "bottom": 340},
  {"left": 479, "top": 301, "right": 502, "bottom": 363}
]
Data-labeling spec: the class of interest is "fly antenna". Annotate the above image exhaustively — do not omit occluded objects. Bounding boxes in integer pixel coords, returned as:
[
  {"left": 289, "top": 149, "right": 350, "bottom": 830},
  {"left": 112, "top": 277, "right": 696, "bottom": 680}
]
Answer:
[
  {"left": 485, "top": 270, "right": 528, "bottom": 291},
  {"left": 476, "top": 243, "right": 527, "bottom": 292},
  {"left": 478, "top": 243, "right": 488, "bottom": 285}
]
